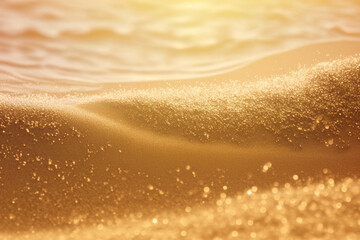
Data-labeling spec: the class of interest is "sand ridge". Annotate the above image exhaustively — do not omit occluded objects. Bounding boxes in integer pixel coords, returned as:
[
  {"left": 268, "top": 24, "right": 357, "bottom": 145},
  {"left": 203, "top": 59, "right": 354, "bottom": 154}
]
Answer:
[{"left": 81, "top": 54, "right": 360, "bottom": 151}]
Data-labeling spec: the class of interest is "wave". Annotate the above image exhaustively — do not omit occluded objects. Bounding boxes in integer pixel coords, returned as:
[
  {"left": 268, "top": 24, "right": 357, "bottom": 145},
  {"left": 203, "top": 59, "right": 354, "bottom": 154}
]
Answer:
[
  {"left": 0, "top": 28, "right": 133, "bottom": 40},
  {"left": 330, "top": 25, "right": 360, "bottom": 37}
]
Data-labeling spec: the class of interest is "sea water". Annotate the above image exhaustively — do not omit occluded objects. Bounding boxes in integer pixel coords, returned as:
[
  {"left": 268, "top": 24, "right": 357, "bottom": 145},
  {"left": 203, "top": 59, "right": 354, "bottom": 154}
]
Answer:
[{"left": 1, "top": 0, "right": 360, "bottom": 93}]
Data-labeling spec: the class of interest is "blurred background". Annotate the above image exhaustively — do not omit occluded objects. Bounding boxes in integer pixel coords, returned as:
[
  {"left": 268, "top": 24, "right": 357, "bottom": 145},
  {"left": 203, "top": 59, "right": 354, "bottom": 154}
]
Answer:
[{"left": 1, "top": 0, "right": 360, "bottom": 93}]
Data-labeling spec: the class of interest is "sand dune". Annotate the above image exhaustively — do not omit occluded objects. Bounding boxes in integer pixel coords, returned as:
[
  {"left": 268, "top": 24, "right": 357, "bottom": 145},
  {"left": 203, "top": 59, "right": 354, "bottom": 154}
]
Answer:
[
  {"left": 84, "top": 54, "right": 360, "bottom": 148},
  {"left": 0, "top": 42, "right": 360, "bottom": 238}
]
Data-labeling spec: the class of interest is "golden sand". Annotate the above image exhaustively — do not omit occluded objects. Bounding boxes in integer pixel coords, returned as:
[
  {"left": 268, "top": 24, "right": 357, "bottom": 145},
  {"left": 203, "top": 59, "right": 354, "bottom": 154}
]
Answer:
[{"left": 0, "top": 42, "right": 360, "bottom": 239}]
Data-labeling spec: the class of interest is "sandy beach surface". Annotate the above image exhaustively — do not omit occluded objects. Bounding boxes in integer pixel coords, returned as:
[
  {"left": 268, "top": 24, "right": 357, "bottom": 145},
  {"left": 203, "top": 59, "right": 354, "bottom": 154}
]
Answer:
[{"left": 0, "top": 41, "right": 360, "bottom": 239}]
